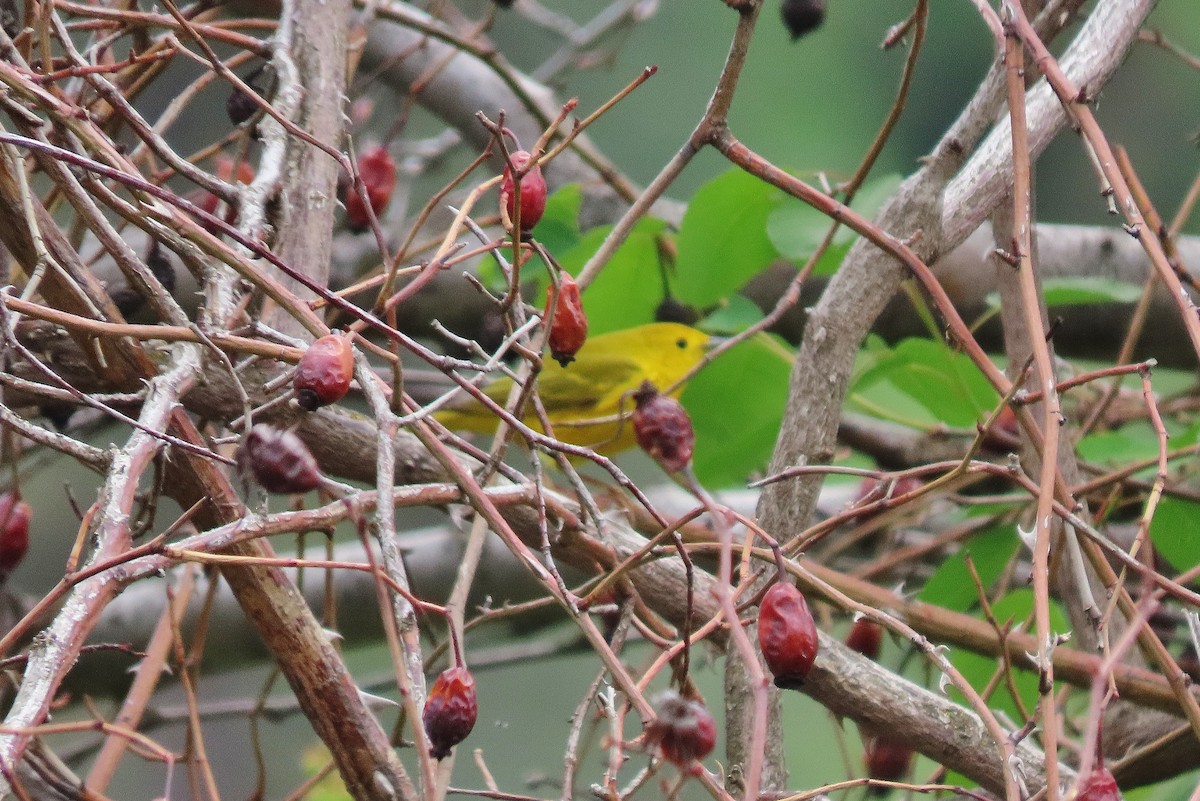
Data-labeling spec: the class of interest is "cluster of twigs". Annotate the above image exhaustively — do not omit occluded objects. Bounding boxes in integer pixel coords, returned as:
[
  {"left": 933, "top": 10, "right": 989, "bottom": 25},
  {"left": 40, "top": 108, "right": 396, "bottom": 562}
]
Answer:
[{"left": 0, "top": 1, "right": 1197, "bottom": 801}]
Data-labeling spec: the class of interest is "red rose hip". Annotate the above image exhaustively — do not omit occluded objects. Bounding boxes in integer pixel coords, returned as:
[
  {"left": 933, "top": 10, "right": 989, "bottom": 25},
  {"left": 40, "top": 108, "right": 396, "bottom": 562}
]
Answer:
[
  {"left": 544, "top": 273, "right": 587, "bottom": 367},
  {"left": 845, "top": 617, "right": 884, "bottom": 661},
  {"left": 1075, "top": 765, "right": 1119, "bottom": 801},
  {"left": 238, "top": 426, "right": 322, "bottom": 494},
  {"left": 865, "top": 737, "right": 914, "bottom": 790},
  {"left": 643, "top": 691, "right": 716, "bottom": 771},
  {"left": 499, "top": 150, "right": 546, "bottom": 233},
  {"left": 631, "top": 381, "right": 694, "bottom": 473},
  {"left": 757, "top": 581, "right": 819, "bottom": 688},
  {"left": 345, "top": 145, "right": 396, "bottom": 231},
  {"left": 0, "top": 490, "right": 31, "bottom": 578},
  {"left": 422, "top": 667, "right": 478, "bottom": 760},
  {"left": 294, "top": 333, "right": 355, "bottom": 411}
]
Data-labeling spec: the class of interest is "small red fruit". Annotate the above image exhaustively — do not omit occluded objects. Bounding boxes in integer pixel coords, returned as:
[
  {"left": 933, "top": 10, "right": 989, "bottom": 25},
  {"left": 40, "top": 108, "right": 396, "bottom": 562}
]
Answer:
[
  {"left": 865, "top": 737, "right": 913, "bottom": 785},
  {"left": 544, "top": 273, "right": 587, "bottom": 367},
  {"left": 0, "top": 490, "right": 32, "bottom": 578},
  {"left": 845, "top": 617, "right": 884, "bottom": 661},
  {"left": 422, "top": 667, "right": 478, "bottom": 760},
  {"left": 345, "top": 145, "right": 396, "bottom": 231},
  {"left": 294, "top": 333, "right": 355, "bottom": 411},
  {"left": 631, "top": 382, "right": 694, "bottom": 473},
  {"left": 195, "top": 158, "right": 255, "bottom": 234},
  {"left": 499, "top": 150, "right": 547, "bottom": 233},
  {"left": 757, "top": 581, "right": 819, "bottom": 688},
  {"left": 238, "top": 426, "right": 322, "bottom": 494},
  {"left": 643, "top": 691, "right": 716, "bottom": 770},
  {"left": 1075, "top": 765, "right": 1119, "bottom": 801}
]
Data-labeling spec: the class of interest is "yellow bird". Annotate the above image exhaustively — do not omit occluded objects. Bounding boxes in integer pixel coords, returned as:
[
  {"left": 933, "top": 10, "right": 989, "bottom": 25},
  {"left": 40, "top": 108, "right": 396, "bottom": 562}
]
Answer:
[{"left": 436, "top": 322, "right": 710, "bottom": 454}]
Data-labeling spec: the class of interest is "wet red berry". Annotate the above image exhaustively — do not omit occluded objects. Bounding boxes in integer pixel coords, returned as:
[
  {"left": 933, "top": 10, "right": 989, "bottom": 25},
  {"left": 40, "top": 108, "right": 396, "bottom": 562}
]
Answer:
[
  {"left": 545, "top": 273, "right": 587, "bottom": 367},
  {"left": 499, "top": 151, "right": 546, "bottom": 233},
  {"left": 631, "top": 382, "right": 694, "bottom": 473},
  {"left": 294, "top": 333, "right": 355, "bottom": 411},
  {"left": 345, "top": 145, "right": 396, "bottom": 231},
  {"left": 781, "top": 0, "right": 826, "bottom": 40},
  {"left": 422, "top": 667, "right": 478, "bottom": 760},
  {"left": 865, "top": 737, "right": 913, "bottom": 785},
  {"left": 1076, "top": 765, "right": 1119, "bottom": 801},
  {"left": 757, "top": 581, "right": 819, "bottom": 688},
  {"left": 0, "top": 491, "right": 31, "bottom": 578},
  {"left": 643, "top": 691, "right": 716, "bottom": 771},
  {"left": 238, "top": 426, "right": 322, "bottom": 494},
  {"left": 845, "top": 617, "right": 884, "bottom": 661}
]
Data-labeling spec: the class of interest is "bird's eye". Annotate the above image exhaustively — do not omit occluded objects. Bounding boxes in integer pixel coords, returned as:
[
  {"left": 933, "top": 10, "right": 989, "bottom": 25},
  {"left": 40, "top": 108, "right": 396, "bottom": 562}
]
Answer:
[{"left": 676, "top": 338, "right": 688, "bottom": 349}]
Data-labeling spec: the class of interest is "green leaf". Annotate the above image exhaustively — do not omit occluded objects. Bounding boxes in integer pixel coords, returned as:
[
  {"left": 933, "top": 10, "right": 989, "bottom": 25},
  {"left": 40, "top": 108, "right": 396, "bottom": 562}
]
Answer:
[
  {"left": 535, "top": 183, "right": 583, "bottom": 256},
  {"left": 1150, "top": 496, "right": 1200, "bottom": 569},
  {"left": 556, "top": 218, "right": 667, "bottom": 335},
  {"left": 699, "top": 295, "right": 765, "bottom": 334},
  {"left": 947, "top": 590, "right": 1069, "bottom": 722},
  {"left": 919, "top": 525, "right": 1018, "bottom": 610},
  {"left": 675, "top": 169, "right": 780, "bottom": 308},
  {"left": 685, "top": 333, "right": 792, "bottom": 486},
  {"left": 851, "top": 338, "right": 998, "bottom": 428},
  {"left": 766, "top": 173, "right": 901, "bottom": 276},
  {"left": 985, "top": 277, "right": 1143, "bottom": 309}
]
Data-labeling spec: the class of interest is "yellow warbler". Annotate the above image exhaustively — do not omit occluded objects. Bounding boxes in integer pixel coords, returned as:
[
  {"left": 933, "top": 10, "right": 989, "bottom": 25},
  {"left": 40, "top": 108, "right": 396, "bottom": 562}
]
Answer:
[{"left": 436, "top": 322, "right": 710, "bottom": 453}]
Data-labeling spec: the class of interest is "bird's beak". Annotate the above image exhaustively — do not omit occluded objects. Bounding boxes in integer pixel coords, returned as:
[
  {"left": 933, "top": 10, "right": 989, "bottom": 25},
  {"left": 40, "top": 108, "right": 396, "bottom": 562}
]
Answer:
[{"left": 704, "top": 334, "right": 729, "bottom": 353}]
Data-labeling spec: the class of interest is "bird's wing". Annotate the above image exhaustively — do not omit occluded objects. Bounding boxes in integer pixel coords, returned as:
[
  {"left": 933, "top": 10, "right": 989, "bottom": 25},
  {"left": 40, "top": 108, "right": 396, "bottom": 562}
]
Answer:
[{"left": 534, "top": 354, "right": 642, "bottom": 416}]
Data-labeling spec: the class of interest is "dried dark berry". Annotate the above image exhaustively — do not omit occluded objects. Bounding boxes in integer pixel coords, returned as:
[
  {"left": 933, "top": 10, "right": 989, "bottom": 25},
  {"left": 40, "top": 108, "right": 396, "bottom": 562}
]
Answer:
[
  {"left": 865, "top": 737, "right": 913, "bottom": 787},
  {"left": 643, "top": 691, "right": 716, "bottom": 771},
  {"left": 422, "top": 667, "right": 478, "bottom": 760},
  {"left": 781, "top": 0, "right": 826, "bottom": 39},
  {"left": 238, "top": 426, "right": 322, "bottom": 494},
  {"left": 0, "top": 490, "right": 31, "bottom": 578},
  {"left": 345, "top": 145, "right": 396, "bottom": 231},
  {"left": 146, "top": 244, "right": 176, "bottom": 296},
  {"left": 294, "top": 333, "right": 355, "bottom": 411},
  {"left": 757, "top": 580, "right": 819, "bottom": 688},
  {"left": 631, "top": 381, "right": 694, "bottom": 473},
  {"left": 545, "top": 273, "right": 587, "bottom": 367},
  {"left": 499, "top": 150, "right": 547, "bottom": 233},
  {"left": 226, "top": 85, "right": 259, "bottom": 126},
  {"left": 654, "top": 296, "right": 700, "bottom": 326},
  {"left": 845, "top": 617, "right": 883, "bottom": 661}
]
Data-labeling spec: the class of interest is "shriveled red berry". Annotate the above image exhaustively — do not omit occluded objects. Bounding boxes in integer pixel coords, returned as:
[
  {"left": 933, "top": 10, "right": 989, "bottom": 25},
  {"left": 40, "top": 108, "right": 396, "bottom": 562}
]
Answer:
[
  {"left": 1076, "top": 765, "right": 1119, "bottom": 801},
  {"left": 294, "top": 333, "right": 355, "bottom": 411},
  {"left": 345, "top": 145, "right": 396, "bottom": 231},
  {"left": 0, "top": 491, "right": 32, "bottom": 578},
  {"left": 845, "top": 617, "right": 884, "bottom": 661},
  {"left": 631, "top": 381, "right": 694, "bottom": 473},
  {"left": 643, "top": 691, "right": 716, "bottom": 771},
  {"left": 781, "top": 0, "right": 826, "bottom": 40},
  {"left": 865, "top": 737, "right": 914, "bottom": 785},
  {"left": 499, "top": 151, "right": 547, "bottom": 233},
  {"left": 757, "top": 581, "right": 819, "bottom": 688},
  {"left": 422, "top": 667, "right": 478, "bottom": 760},
  {"left": 238, "top": 426, "right": 322, "bottom": 494},
  {"left": 545, "top": 273, "right": 587, "bottom": 367}
]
